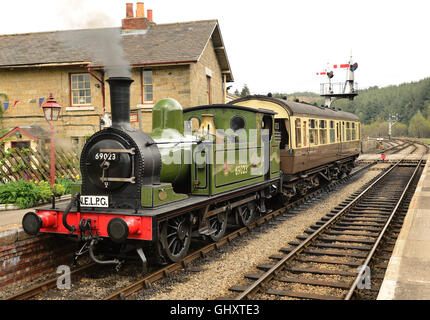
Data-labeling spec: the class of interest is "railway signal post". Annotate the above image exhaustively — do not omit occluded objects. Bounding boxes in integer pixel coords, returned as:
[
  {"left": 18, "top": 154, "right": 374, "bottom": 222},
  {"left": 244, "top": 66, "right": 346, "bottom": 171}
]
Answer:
[{"left": 318, "top": 56, "right": 359, "bottom": 107}]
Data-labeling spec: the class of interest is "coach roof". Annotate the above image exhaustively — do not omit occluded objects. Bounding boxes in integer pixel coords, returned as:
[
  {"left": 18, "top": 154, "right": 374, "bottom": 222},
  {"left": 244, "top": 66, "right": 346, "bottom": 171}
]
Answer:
[{"left": 230, "top": 95, "right": 360, "bottom": 121}]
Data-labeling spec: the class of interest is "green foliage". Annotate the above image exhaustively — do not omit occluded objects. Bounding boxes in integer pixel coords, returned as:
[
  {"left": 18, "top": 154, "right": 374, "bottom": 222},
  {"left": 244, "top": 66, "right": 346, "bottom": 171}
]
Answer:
[
  {"left": 53, "top": 183, "right": 66, "bottom": 197},
  {"left": 332, "top": 77, "right": 430, "bottom": 138},
  {"left": 55, "top": 177, "right": 74, "bottom": 194},
  {"left": 0, "top": 177, "right": 75, "bottom": 209},
  {"left": 240, "top": 84, "right": 250, "bottom": 97},
  {"left": 0, "top": 180, "right": 52, "bottom": 209},
  {"left": 361, "top": 120, "right": 388, "bottom": 137},
  {"left": 392, "top": 122, "right": 408, "bottom": 137},
  {"left": 408, "top": 110, "right": 430, "bottom": 138}
]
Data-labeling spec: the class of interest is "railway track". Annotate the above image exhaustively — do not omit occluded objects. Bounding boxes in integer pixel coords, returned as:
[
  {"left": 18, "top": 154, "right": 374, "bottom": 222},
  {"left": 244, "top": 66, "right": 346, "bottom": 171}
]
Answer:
[{"left": 227, "top": 157, "right": 425, "bottom": 300}]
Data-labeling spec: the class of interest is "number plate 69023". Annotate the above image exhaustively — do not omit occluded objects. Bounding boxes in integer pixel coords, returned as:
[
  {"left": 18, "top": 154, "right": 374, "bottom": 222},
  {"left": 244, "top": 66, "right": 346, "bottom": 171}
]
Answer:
[{"left": 94, "top": 153, "right": 119, "bottom": 161}]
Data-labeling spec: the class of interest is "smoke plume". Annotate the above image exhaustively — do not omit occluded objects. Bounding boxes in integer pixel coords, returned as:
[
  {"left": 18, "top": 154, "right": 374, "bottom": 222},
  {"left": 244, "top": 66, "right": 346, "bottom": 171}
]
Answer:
[{"left": 55, "top": 1, "right": 131, "bottom": 78}]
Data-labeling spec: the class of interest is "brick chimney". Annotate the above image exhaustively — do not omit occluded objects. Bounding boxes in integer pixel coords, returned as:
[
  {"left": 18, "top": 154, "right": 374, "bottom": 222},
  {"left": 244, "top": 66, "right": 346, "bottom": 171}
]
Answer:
[{"left": 122, "top": 2, "right": 155, "bottom": 31}]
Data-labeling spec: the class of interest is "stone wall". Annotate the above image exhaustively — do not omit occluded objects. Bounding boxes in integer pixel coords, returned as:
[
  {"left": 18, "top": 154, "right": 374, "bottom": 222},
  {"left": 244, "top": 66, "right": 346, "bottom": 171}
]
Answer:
[{"left": 190, "top": 39, "right": 224, "bottom": 107}]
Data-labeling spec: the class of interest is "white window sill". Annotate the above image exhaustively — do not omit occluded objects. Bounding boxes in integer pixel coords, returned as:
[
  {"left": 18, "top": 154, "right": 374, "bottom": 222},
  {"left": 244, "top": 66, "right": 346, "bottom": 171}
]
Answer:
[
  {"left": 66, "top": 106, "right": 95, "bottom": 111},
  {"left": 137, "top": 104, "right": 154, "bottom": 109}
]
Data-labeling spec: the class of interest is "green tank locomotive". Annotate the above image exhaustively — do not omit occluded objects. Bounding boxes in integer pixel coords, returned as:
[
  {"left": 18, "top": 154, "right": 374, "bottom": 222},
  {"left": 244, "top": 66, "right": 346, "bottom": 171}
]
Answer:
[{"left": 22, "top": 77, "right": 281, "bottom": 269}]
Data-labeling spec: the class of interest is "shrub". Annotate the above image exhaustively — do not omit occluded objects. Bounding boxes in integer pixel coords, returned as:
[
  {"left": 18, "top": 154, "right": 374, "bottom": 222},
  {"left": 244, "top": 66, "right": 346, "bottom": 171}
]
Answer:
[
  {"left": 55, "top": 177, "right": 74, "bottom": 194},
  {"left": 53, "top": 183, "right": 66, "bottom": 197},
  {"left": 0, "top": 180, "right": 54, "bottom": 209}
]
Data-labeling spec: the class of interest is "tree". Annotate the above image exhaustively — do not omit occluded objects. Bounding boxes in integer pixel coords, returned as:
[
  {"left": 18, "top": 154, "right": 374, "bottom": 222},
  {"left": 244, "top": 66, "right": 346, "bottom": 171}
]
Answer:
[
  {"left": 234, "top": 89, "right": 240, "bottom": 97},
  {"left": 240, "top": 84, "right": 250, "bottom": 97},
  {"left": 408, "top": 110, "right": 430, "bottom": 138},
  {"left": 392, "top": 122, "right": 408, "bottom": 137}
]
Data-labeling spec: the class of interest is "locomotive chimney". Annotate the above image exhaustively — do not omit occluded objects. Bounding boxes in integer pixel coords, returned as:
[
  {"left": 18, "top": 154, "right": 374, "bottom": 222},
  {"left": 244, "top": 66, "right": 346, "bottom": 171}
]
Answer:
[{"left": 107, "top": 77, "right": 134, "bottom": 130}]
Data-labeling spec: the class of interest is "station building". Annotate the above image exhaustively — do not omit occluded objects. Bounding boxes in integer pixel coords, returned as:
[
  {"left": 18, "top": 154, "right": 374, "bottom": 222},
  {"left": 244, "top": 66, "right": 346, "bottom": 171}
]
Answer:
[{"left": 0, "top": 3, "right": 233, "bottom": 148}]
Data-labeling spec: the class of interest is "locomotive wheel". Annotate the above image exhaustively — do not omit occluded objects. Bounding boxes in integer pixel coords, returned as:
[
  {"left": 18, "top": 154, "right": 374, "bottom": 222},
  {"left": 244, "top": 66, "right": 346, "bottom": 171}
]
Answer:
[
  {"left": 160, "top": 215, "right": 191, "bottom": 262},
  {"left": 208, "top": 212, "right": 228, "bottom": 242},
  {"left": 237, "top": 202, "right": 256, "bottom": 227}
]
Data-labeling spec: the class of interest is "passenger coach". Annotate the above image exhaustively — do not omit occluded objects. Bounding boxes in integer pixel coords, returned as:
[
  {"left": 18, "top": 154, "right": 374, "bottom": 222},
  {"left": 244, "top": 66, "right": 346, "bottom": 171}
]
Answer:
[{"left": 230, "top": 95, "right": 361, "bottom": 198}]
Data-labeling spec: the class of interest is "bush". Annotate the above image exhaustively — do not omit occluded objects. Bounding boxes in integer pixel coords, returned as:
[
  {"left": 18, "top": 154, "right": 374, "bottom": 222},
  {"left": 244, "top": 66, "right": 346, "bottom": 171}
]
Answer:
[
  {"left": 0, "top": 176, "right": 77, "bottom": 209},
  {"left": 0, "top": 180, "right": 53, "bottom": 209},
  {"left": 55, "top": 177, "right": 74, "bottom": 195},
  {"left": 53, "top": 183, "right": 66, "bottom": 197}
]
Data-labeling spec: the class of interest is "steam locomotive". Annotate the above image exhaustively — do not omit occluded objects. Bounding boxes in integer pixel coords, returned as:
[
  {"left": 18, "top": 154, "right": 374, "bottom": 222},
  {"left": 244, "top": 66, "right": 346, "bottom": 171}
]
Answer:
[{"left": 22, "top": 77, "right": 360, "bottom": 270}]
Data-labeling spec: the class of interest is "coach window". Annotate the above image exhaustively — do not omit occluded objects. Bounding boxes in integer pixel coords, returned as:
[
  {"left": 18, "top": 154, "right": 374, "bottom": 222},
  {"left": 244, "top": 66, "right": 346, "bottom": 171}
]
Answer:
[
  {"left": 309, "top": 119, "right": 318, "bottom": 145},
  {"left": 295, "top": 119, "right": 302, "bottom": 147},
  {"left": 319, "top": 120, "right": 327, "bottom": 144},
  {"left": 342, "top": 122, "right": 345, "bottom": 141},
  {"left": 336, "top": 122, "right": 340, "bottom": 142},
  {"left": 352, "top": 123, "right": 356, "bottom": 140},
  {"left": 346, "top": 122, "right": 351, "bottom": 141},
  {"left": 231, "top": 115, "right": 246, "bottom": 131},
  {"left": 188, "top": 116, "right": 201, "bottom": 132},
  {"left": 329, "top": 121, "right": 335, "bottom": 143},
  {"left": 303, "top": 120, "right": 308, "bottom": 147}
]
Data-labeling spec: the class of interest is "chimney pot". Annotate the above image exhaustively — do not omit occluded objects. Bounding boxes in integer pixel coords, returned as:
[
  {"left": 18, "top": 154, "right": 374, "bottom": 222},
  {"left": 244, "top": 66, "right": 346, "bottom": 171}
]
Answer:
[
  {"left": 147, "top": 9, "right": 153, "bottom": 22},
  {"left": 136, "top": 2, "right": 145, "bottom": 18},
  {"left": 126, "top": 3, "right": 134, "bottom": 18}
]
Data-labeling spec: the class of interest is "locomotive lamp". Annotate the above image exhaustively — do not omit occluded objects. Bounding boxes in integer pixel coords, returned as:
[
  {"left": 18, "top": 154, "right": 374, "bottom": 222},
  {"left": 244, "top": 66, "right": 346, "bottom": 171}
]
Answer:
[{"left": 41, "top": 93, "right": 63, "bottom": 187}]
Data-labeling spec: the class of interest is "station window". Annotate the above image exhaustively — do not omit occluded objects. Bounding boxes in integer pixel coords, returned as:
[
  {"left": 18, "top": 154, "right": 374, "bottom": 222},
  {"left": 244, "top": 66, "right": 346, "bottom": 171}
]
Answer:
[
  {"left": 319, "top": 120, "right": 327, "bottom": 144},
  {"left": 143, "top": 70, "right": 153, "bottom": 102},
  {"left": 309, "top": 119, "right": 318, "bottom": 145},
  {"left": 71, "top": 73, "right": 91, "bottom": 105},
  {"left": 329, "top": 121, "right": 335, "bottom": 143},
  {"left": 295, "top": 119, "right": 302, "bottom": 147}
]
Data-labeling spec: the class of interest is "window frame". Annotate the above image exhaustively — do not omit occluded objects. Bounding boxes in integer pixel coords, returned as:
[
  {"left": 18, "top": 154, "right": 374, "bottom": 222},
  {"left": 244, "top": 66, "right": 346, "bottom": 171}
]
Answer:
[
  {"left": 70, "top": 73, "right": 92, "bottom": 106},
  {"left": 295, "top": 118, "right": 302, "bottom": 148},
  {"left": 142, "top": 69, "right": 153, "bottom": 103},
  {"left": 329, "top": 120, "right": 335, "bottom": 143},
  {"left": 309, "top": 119, "right": 319, "bottom": 145},
  {"left": 319, "top": 119, "right": 327, "bottom": 145}
]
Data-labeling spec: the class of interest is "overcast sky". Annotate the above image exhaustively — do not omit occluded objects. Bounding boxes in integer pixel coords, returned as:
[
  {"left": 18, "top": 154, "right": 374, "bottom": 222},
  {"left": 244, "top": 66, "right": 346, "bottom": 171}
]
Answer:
[{"left": 1, "top": 0, "right": 429, "bottom": 95}]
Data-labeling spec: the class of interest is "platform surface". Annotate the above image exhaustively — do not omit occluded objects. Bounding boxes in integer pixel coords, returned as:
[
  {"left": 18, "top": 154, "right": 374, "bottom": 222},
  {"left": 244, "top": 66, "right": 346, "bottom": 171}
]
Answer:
[{"left": 378, "top": 158, "right": 430, "bottom": 299}]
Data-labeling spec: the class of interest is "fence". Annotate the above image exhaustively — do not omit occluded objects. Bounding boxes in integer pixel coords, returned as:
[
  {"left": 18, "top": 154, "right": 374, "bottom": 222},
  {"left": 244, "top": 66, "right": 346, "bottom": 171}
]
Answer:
[{"left": 0, "top": 147, "right": 80, "bottom": 183}]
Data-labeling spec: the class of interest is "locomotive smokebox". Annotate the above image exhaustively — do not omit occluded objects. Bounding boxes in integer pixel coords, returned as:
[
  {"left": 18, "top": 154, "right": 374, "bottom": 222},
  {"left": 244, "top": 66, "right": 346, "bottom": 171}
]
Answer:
[{"left": 106, "top": 77, "right": 134, "bottom": 129}]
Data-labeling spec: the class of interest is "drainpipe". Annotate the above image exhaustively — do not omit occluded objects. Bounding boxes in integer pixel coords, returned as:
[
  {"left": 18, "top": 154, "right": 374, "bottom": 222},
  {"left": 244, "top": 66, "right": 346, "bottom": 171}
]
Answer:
[
  {"left": 87, "top": 67, "right": 106, "bottom": 114},
  {"left": 223, "top": 74, "right": 227, "bottom": 104}
]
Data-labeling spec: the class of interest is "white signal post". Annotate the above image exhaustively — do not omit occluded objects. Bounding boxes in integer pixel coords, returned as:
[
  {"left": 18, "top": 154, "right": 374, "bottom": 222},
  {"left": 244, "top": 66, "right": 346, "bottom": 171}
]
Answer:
[
  {"left": 388, "top": 113, "right": 399, "bottom": 141},
  {"left": 318, "top": 55, "right": 359, "bottom": 108}
]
